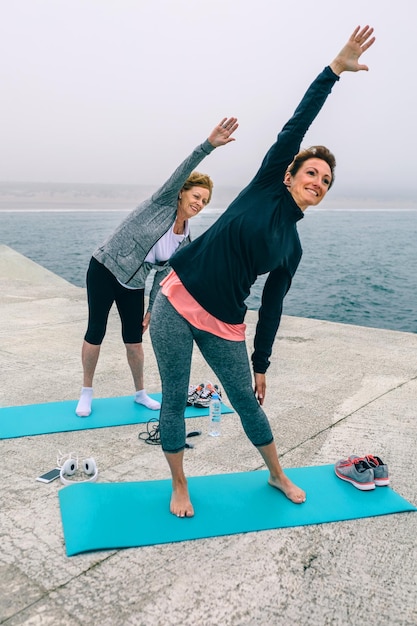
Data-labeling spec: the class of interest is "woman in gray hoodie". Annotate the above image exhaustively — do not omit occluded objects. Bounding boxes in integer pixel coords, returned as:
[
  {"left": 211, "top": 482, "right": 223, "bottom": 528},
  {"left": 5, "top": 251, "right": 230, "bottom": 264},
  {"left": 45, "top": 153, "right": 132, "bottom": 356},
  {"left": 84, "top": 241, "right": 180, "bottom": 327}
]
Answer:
[{"left": 75, "top": 117, "right": 238, "bottom": 418}]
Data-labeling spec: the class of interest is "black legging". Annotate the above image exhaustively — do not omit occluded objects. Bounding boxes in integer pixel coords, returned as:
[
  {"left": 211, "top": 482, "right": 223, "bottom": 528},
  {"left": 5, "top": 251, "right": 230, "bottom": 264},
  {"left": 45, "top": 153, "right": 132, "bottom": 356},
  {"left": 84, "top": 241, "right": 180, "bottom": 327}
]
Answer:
[{"left": 84, "top": 257, "right": 145, "bottom": 345}]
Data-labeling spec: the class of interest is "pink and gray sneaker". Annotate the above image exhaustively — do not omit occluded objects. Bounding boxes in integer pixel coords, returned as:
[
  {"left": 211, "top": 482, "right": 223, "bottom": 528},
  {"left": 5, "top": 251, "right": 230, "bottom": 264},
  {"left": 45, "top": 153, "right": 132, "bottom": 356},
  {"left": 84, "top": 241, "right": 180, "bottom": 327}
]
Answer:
[
  {"left": 349, "top": 455, "right": 389, "bottom": 486},
  {"left": 334, "top": 457, "right": 375, "bottom": 491}
]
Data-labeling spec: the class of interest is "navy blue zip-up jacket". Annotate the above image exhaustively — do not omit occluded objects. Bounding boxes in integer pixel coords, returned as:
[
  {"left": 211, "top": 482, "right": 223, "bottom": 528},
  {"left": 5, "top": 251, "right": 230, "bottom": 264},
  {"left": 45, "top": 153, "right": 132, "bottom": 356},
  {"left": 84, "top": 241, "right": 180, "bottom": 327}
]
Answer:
[{"left": 171, "top": 66, "right": 339, "bottom": 373}]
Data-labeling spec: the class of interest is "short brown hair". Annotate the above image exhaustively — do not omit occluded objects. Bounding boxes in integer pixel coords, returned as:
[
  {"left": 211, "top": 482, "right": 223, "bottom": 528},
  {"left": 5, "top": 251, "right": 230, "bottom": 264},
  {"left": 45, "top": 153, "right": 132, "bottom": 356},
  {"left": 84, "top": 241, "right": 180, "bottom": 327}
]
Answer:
[
  {"left": 286, "top": 146, "right": 336, "bottom": 189},
  {"left": 182, "top": 171, "right": 214, "bottom": 204}
]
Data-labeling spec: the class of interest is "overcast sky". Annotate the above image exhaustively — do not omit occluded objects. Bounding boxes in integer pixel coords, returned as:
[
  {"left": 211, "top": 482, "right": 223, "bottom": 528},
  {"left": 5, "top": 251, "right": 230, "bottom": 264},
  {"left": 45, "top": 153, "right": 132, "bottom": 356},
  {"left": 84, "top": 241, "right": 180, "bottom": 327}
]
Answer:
[{"left": 1, "top": 0, "right": 416, "bottom": 198}]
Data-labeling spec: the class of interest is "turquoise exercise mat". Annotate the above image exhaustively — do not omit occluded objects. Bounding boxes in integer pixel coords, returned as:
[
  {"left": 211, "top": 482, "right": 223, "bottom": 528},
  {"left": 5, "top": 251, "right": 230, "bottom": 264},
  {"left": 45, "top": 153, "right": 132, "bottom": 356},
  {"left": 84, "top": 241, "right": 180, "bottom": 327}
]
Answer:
[
  {"left": 0, "top": 394, "right": 233, "bottom": 439},
  {"left": 58, "top": 464, "right": 416, "bottom": 556}
]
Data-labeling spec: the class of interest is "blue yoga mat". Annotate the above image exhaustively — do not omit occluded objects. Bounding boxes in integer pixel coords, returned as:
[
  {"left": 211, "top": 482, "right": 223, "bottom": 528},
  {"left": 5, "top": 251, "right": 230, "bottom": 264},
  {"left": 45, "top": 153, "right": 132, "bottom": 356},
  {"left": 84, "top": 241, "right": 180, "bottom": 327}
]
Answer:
[
  {"left": 0, "top": 394, "right": 233, "bottom": 439},
  {"left": 58, "top": 464, "right": 416, "bottom": 556}
]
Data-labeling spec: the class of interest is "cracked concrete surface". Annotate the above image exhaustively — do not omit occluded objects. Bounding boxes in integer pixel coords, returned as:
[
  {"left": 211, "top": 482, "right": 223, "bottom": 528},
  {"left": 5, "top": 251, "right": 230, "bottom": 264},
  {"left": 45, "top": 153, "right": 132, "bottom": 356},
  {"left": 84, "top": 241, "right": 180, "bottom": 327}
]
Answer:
[{"left": 0, "top": 244, "right": 416, "bottom": 626}]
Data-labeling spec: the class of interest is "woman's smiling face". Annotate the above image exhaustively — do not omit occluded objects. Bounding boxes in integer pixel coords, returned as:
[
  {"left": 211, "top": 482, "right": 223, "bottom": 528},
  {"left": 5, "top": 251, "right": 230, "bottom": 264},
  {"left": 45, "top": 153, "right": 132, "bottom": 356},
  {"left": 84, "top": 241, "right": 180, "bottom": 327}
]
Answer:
[
  {"left": 284, "top": 157, "right": 332, "bottom": 211},
  {"left": 177, "top": 186, "right": 210, "bottom": 220}
]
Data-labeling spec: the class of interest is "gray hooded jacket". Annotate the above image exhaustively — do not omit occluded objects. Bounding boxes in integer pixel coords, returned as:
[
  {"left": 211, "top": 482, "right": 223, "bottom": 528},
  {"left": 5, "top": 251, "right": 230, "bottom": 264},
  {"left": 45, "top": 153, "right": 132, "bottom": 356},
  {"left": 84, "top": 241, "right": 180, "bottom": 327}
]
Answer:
[{"left": 93, "top": 139, "right": 215, "bottom": 311}]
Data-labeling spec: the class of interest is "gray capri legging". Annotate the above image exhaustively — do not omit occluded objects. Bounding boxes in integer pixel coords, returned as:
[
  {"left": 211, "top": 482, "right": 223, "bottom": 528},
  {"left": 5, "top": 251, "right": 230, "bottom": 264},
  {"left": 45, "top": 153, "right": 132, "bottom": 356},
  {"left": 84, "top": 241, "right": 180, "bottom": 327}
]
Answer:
[{"left": 150, "top": 291, "right": 274, "bottom": 453}]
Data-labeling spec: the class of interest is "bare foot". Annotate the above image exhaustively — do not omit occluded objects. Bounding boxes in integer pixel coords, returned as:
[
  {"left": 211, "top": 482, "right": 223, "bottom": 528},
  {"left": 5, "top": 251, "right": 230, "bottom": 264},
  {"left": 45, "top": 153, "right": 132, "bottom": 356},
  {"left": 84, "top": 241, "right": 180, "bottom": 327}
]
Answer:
[
  {"left": 268, "top": 474, "right": 306, "bottom": 504},
  {"left": 170, "top": 485, "right": 195, "bottom": 518}
]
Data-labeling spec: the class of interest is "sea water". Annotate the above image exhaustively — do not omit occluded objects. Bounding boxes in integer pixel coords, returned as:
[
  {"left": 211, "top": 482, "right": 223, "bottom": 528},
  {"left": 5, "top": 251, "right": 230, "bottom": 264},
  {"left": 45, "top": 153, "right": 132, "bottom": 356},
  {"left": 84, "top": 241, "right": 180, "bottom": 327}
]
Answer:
[{"left": 1, "top": 205, "right": 416, "bottom": 334}]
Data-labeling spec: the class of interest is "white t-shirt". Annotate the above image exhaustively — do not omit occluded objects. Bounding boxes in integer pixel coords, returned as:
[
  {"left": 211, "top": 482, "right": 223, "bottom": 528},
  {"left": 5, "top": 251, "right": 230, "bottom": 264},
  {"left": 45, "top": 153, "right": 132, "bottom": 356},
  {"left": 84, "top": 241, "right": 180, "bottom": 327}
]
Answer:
[
  {"left": 144, "top": 221, "right": 189, "bottom": 264},
  {"left": 118, "top": 222, "right": 189, "bottom": 289}
]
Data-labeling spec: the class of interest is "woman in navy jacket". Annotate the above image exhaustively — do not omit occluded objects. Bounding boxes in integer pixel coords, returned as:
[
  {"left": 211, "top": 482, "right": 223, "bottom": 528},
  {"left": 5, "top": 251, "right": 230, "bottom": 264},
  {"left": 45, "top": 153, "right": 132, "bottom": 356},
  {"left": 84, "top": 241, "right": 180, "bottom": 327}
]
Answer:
[{"left": 150, "top": 26, "right": 375, "bottom": 517}]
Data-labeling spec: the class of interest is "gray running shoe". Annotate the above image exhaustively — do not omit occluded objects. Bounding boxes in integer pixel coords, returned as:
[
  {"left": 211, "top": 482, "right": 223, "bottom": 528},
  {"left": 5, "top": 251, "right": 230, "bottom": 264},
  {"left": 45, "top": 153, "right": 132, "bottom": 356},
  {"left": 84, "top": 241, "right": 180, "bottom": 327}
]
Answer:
[
  {"left": 349, "top": 455, "right": 389, "bottom": 487},
  {"left": 334, "top": 457, "right": 375, "bottom": 491}
]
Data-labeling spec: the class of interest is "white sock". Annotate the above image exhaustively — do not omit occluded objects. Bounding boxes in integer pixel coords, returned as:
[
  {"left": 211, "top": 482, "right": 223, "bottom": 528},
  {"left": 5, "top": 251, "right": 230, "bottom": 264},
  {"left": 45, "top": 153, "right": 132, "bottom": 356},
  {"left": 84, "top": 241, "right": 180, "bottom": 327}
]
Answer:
[
  {"left": 134, "top": 389, "right": 160, "bottom": 410},
  {"left": 75, "top": 387, "right": 93, "bottom": 417}
]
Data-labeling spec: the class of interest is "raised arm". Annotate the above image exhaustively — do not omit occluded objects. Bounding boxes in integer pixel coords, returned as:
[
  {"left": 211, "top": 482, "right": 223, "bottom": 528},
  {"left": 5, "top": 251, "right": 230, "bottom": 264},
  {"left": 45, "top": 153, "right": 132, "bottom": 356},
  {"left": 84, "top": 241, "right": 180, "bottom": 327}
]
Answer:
[
  {"left": 330, "top": 25, "right": 375, "bottom": 76},
  {"left": 147, "top": 116, "right": 238, "bottom": 209},
  {"left": 247, "top": 25, "right": 375, "bottom": 193},
  {"left": 251, "top": 26, "right": 376, "bottom": 403}
]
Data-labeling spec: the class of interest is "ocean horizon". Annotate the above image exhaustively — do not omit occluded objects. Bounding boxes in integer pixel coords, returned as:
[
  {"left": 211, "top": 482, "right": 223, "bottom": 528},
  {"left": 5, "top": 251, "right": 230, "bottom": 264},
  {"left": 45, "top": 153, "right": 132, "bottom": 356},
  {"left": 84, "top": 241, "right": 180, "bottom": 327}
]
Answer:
[
  {"left": 1, "top": 182, "right": 416, "bottom": 335},
  {"left": 1, "top": 180, "right": 416, "bottom": 211}
]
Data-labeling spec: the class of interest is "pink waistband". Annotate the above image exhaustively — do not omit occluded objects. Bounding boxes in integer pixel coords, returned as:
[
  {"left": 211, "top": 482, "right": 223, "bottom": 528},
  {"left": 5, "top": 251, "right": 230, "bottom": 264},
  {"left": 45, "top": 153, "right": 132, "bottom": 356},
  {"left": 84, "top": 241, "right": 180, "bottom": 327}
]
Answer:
[{"left": 161, "top": 271, "right": 246, "bottom": 341}]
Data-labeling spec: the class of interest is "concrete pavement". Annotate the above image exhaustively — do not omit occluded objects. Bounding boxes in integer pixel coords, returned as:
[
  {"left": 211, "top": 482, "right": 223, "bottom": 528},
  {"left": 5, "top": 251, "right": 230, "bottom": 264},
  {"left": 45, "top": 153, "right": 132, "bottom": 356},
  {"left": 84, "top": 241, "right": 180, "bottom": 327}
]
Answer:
[{"left": 0, "top": 244, "right": 416, "bottom": 626}]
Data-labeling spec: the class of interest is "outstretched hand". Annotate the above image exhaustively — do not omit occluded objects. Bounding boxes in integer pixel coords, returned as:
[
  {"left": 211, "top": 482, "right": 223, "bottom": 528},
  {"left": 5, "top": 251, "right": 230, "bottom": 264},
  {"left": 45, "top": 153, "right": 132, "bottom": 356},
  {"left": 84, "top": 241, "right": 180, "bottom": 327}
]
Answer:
[
  {"left": 208, "top": 117, "right": 239, "bottom": 147},
  {"left": 330, "top": 25, "right": 375, "bottom": 76}
]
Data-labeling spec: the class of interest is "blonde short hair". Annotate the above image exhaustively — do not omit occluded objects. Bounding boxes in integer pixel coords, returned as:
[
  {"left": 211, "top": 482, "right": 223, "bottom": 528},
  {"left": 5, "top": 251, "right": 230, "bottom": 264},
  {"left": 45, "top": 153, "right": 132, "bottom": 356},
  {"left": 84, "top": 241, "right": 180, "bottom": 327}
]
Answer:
[{"left": 182, "top": 171, "right": 214, "bottom": 204}]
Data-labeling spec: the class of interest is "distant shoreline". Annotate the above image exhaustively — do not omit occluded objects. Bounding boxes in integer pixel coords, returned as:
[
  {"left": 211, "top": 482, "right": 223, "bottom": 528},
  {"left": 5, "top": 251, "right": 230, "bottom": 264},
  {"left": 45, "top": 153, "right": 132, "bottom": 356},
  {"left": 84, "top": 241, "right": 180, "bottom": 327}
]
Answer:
[
  {"left": 0, "top": 181, "right": 415, "bottom": 210},
  {"left": 1, "top": 202, "right": 416, "bottom": 212}
]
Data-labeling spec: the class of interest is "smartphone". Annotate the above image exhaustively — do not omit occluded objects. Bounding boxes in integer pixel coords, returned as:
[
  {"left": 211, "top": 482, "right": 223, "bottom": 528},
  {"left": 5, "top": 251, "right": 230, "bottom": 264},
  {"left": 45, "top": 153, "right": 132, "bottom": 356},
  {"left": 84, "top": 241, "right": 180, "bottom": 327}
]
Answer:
[{"left": 36, "top": 468, "right": 61, "bottom": 483}]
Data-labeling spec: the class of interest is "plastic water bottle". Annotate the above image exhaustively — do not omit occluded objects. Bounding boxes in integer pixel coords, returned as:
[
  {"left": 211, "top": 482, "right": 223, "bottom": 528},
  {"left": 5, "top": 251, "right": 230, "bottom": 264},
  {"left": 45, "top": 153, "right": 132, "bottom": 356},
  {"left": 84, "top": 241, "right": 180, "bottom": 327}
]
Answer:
[{"left": 208, "top": 392, "right": 221, "bottom": 437}]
